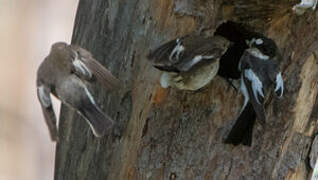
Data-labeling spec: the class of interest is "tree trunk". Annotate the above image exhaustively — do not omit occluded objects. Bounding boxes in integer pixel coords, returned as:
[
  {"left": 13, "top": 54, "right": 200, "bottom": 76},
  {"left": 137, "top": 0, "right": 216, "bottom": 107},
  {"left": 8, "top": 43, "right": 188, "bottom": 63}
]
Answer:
[{"left": 54, "top": 0, "right": 318, "bottom": 179}]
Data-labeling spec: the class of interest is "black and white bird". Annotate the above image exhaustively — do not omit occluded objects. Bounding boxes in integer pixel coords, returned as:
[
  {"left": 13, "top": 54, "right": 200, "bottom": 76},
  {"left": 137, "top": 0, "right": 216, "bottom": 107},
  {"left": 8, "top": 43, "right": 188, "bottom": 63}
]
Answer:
[
  {"left": 147, "top": 35, "right": 230, "bottom": 91},
  {"left": 36, "top": 42, "right": 121, "bottom": 141},
  {"left": 292, "top": 0, "right": 317, "bottom": 15},
  {"left": 225, "top": 36, "right": 284, "bottom": 146}
]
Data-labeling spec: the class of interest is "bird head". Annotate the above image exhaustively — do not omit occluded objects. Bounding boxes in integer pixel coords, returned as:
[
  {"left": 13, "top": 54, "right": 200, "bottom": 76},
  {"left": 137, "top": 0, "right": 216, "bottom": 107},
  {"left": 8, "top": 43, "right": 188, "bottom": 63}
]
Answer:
[
  {"left": 247, "top": 37, "right": 277, "bottom": 58},
  {"left": 50, "top": 42, "right": 72, "bottom": 59}
]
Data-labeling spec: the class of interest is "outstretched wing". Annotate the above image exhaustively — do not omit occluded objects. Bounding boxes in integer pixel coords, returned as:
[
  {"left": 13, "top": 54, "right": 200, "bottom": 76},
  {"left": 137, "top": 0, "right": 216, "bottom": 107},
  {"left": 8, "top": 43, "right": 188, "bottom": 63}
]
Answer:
[
  {"left": 70, "top": 45, "right": 121, "bottom": 90},
  {"left": 36, "top": 84, "right": 59, "bottom": 141}
]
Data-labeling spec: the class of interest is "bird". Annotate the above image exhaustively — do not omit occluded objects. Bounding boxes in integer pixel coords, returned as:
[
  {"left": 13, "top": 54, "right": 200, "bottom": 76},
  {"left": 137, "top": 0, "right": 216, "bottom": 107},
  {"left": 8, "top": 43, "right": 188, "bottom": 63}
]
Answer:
[
  {"left": 224, "top": 36, "right": 284, "bottom": 146},
  {"left": 36, "top": 42, "right": 121, "bottom": 141},
  {"left": 292, "top": 0, "right": 317, "bottom": 15},
  {"left": 147, "top": 35, "right": 231, "bottom": 91}
]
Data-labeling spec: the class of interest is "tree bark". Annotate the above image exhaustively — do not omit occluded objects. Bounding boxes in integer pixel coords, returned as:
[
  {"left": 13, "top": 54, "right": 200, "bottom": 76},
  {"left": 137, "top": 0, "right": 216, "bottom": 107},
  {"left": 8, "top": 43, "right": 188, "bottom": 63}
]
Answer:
[{"left": 54, "top": 0, "right": 318, "bottom": 179}]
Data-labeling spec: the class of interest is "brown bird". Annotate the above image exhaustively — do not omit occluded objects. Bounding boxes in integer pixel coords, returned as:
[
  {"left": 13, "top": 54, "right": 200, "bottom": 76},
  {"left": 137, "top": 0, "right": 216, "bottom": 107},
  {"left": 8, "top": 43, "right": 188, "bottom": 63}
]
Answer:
[
  {"left": 147, "top": 35, "right": 230, "bottom": 91},
  {"left": 36, "top": 42, "right": 120, "bottom": 141}
]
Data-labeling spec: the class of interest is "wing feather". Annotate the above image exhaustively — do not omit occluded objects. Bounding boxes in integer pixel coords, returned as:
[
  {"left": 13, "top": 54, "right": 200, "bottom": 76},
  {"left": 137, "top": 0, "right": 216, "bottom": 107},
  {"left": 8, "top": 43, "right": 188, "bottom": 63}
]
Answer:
[
  {"left": 147, "top": 35, "right": 229, "bottom": 72},
  {"left": 70, "top": 45, "right": 121, "bottom": 90},
  {"left": 243, "top": 77, "right": 266, "bottom": 125},
  {"left": 37, "top": 85, "right": 59, "bottom": 141}
]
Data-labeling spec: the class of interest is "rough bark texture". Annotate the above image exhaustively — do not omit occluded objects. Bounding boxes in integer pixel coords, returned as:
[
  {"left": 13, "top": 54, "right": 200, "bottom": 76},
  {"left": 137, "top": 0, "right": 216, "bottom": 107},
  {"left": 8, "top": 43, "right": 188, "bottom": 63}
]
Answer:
[{"left": 55, "top": 0, "right": 318, "bottom": 179}]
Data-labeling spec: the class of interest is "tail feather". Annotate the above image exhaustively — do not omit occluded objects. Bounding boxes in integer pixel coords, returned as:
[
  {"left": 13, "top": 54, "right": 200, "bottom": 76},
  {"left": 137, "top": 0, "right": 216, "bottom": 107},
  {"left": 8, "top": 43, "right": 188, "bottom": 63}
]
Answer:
[
  {"left": 79, "top": 103, "right": 114, "bottom": 137},
  {"left": 224, "top": 102, "right": 256, "bottom": 146}
]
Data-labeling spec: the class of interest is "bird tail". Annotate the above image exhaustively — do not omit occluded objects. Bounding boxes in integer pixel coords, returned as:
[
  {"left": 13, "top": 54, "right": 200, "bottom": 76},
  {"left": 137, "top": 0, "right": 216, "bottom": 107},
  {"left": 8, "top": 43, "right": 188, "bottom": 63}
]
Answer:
[
  {"left": 79, "top": 103, "right": 115, "bottom": 137},
  {"left": 224, "top": 102, "right": 256, "bottom": 146}
]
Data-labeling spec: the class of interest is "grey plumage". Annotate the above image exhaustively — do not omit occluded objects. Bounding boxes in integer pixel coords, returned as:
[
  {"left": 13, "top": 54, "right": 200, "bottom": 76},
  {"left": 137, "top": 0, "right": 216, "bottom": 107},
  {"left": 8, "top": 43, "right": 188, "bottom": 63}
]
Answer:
[
  {"left": 148, "top": 35, "right": 230, "bottom": 90},
  {"left": 36, "top": 42, "right": 120, "bottom": 141}
]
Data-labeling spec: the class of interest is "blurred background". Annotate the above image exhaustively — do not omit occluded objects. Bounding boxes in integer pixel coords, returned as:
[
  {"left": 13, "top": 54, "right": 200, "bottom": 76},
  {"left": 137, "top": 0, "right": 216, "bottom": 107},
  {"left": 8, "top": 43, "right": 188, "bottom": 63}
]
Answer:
[{"left": 0, "top": 0, "right": 78, "bottom": 179}]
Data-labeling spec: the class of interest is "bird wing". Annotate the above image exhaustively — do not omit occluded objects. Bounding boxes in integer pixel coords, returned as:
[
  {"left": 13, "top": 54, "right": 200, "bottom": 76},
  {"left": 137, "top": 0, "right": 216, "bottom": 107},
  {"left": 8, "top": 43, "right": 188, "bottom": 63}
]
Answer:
[
  {"left": 239, "top": 51, "right": 266, "bottom": 124},
  {"left": 175, "top": 36, "right": 228, "bottom": 71},
  {"left": 70, "top": 45, "right": 121, "bottom": 90},
  {"left": 245, "top": 51, "right": 284, "bottom": 98},
  {"left": 147, "top": 35, "right": 229, "bottom": 72},
  {"left": 243, "top": 76, "right": 266, "bottom": 125},
  {"left": 147, "top": 37, "right": 186, "bottom": 72},
  {"left": 240, "top": 51, "right": 266, "bottom": 103},
  {"left": 264, "top": 56, "right": 284, "bottom": 97},
  {"left": 36, "top": 85, "right": 59, "bottom": 141}
]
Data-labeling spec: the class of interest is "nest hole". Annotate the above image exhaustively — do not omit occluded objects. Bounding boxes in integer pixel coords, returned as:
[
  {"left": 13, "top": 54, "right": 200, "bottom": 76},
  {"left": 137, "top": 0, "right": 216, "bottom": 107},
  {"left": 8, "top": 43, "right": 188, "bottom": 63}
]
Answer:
[{"left": 215, "top": 21, "right": 257, "bottom": 80}]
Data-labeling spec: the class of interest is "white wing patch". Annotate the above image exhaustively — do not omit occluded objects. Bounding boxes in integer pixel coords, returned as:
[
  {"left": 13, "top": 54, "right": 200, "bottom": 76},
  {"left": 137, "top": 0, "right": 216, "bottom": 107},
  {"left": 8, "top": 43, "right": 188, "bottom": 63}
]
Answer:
[
  {"left": 274, "top": 72, "right": 284, "bottom": 97},
  {"left": 247, "top": 48, "right": 269, "bottom": 60},
  {"left": 84, "top": 118, "right": 101, "bottom": 137},
  {"left": 202, "top": 55, "right": 215, "bottom": 59},
  {"left": 73, "top": 59, "right": 93, "bottom": 78},
  {"left": 244, "top": 69, "right": 264, "bottom": 104},
  {"left": 240, "top": 75, "right": 249, "bottom": 113},
  {"left": 72, "top": 50, "right": 93, "bottom": 78},
  {"left": 84, "top": 86, "right": 96, "bottom": 106},
  {"left": 184, "top": 55, "right": 215, "bottom": 71},
  {"left": 312, "top": 161, "right": 318, "bottom": 180},
  {"left": 169, "top": 39, "right": 185, "bottom": 62},
  {"left": 38, "top": 86, "right": 51, "bottom": 108},
  {"left": 192, "top": 55, "right": 203, "bottom": 65}
]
